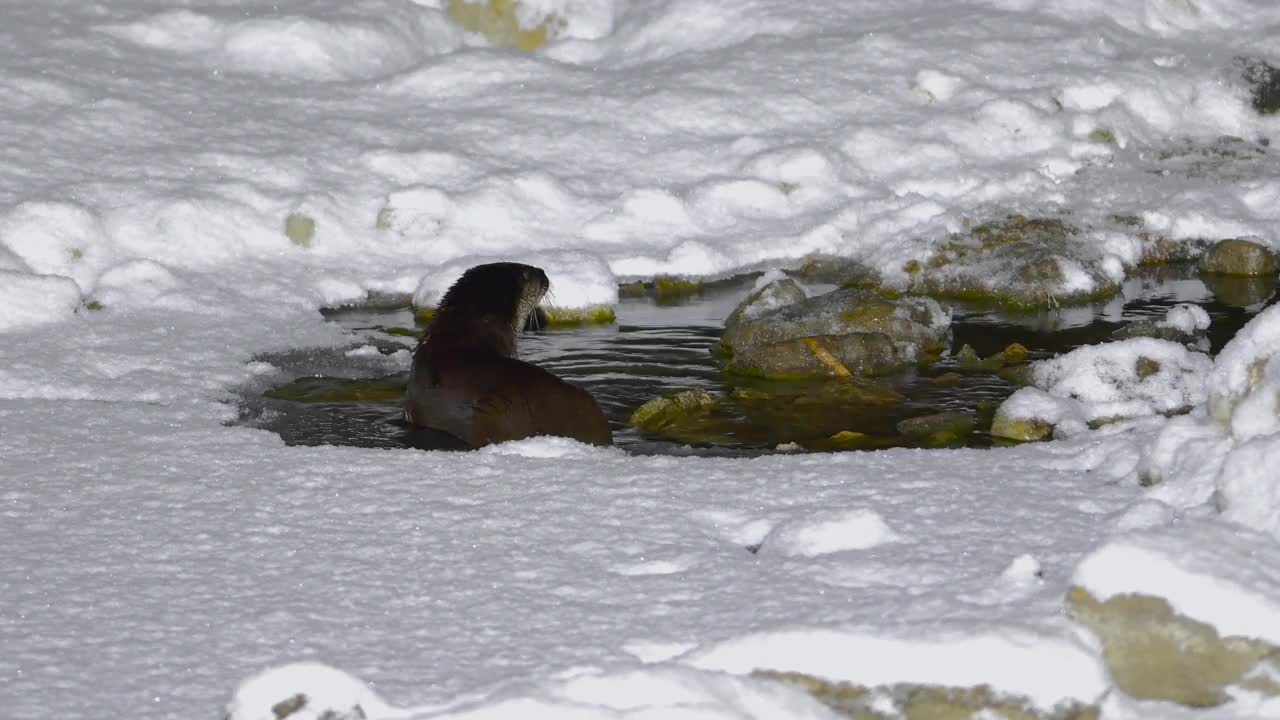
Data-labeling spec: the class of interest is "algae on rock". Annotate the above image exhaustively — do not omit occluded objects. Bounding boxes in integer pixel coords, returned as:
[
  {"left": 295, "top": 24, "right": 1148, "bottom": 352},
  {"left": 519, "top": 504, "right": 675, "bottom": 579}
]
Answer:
[
  {"left": 1068, "top": 587, "right": 1280, "bottom": 708},
  {"left": 447, "top": 0, "right": 560, "bottom": 50},
  {"left": 755, "top": 671, "right": 1100, "bottom": 720},
  {"left": 1199, "top": 238, "right": 1278, "bottom": 277},
  {"left": 718, "top": 280, "right": 950, "bottom": 380}
]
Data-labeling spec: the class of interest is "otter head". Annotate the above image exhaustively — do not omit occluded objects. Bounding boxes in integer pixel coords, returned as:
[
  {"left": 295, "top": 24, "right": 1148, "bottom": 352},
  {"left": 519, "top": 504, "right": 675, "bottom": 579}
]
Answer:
[{"left": 428, "top": 262, "right": 550, "bottom": 357}]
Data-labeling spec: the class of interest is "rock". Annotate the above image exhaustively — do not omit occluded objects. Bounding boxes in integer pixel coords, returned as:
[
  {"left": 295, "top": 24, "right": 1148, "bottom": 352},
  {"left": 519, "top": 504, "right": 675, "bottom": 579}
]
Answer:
[
  {"left": 896, "top": 412, "right": 975, "bottom": 445},
  {"left": 1237, "top": 56, "right": 1280, "bottom": 115},
  {"left": 724, "top": 275, "right": 808, "bottom": 329},
  {"left": 957, "top": 343, "right": 1028, "bottom": 371},
  {"left": 718, "top": 285, "right": 950, "bottom": 379},
  {"left": 629, "top": 390, "right": 737, "bottom": 446},
  {"left": 911, "top": 215, "right": 1120, "bottom": 310},
  {"left": 755, "top": 671, "right": 1100, "bottom": 720},
  {"left": 990, "top": 412, "right": 1053, "bottom": 443},
  {"left": 1199, "top": 238, "right": 1278, "bottom": 277},
  {"left": 1068, "top": 587, "right": 1280, "bottom": 708},
  {"left": 1201, "top": 272, "right": 1277, "bottom": 308}
]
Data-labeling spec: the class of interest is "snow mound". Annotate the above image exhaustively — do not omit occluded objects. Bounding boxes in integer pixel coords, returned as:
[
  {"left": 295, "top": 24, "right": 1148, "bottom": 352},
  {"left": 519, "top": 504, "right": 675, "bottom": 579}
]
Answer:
[
  {"left": 412, "top": 251, "right": 617, "bottom": 311},
  {"left": 0, "top": 201, "right": 109, "bottom": 292},
  {"left": 998, "top": 337, "right": 1211, "bottom": 437},
  {"left": 99, "top": 3, "right": 460, "bottom": 81},
  {"left": 225, "top": 662, "right": 399, "bottom": 720},
  {"left": 1208, "top": 303, "right": 1280, "bottom": 442},
  {"left": 683, "top": 627, "right": 1109, "bottom": 711},
  {"left": 92, "top": 260, "right": 181, "bottom": 310},
  {"left": 761, "top": 508, "right": 898, "bottom": 557},
  {"left": 479, "top": 435, "right": 620, "bottom": 459},
  {"left": 0, "top": 271, "right": 83, "bottom": 332},
  {"left": 1072, "top": 520, "right": 1280, "bottom": 646}
]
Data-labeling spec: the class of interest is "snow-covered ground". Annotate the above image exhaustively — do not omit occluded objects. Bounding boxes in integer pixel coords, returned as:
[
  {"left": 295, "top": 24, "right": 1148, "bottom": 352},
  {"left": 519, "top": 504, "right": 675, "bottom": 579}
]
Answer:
[{"left": 3, "top": 1, "right": 1280, "bottom": 718}]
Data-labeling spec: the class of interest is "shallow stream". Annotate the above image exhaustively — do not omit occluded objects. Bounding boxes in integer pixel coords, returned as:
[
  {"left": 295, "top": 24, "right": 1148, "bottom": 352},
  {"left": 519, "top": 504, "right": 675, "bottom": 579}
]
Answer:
[{"left": 235, "top": 265, "right": 1276, "bottom": 456}]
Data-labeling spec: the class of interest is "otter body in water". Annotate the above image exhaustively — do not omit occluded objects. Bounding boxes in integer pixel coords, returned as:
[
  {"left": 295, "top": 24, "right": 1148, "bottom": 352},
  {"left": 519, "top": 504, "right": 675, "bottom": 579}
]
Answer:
[{"left": 404, "top": 262, "right": 613, "bottom": 448}]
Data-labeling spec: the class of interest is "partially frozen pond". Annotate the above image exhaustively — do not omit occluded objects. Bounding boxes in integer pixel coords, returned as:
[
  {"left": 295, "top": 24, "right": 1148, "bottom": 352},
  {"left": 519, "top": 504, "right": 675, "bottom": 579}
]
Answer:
[{"left": 235, "top": 266, "right": 1275, "bottom": 455}]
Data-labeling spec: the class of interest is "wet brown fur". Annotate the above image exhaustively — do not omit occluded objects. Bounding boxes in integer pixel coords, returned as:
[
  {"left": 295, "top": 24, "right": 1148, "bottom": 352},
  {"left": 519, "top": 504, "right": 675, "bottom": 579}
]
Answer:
[{"left": 404, "top": 262, "right": 613, "bottom": 448}]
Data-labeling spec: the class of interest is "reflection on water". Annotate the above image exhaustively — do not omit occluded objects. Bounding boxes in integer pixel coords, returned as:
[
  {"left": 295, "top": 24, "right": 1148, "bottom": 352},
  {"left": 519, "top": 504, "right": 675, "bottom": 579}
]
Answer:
[{"left": 235, "top": 265, "right": 1275, "bottom": 456}]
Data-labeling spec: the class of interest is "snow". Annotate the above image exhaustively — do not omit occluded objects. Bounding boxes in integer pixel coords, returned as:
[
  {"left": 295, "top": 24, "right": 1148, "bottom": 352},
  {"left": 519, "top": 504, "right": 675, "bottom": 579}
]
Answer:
[
  {"left": 997, "top": 337, "right": 1213, "bottom": 437},
  {"left": 3, "top": 0, "right": 1280, "bottom": 719}
]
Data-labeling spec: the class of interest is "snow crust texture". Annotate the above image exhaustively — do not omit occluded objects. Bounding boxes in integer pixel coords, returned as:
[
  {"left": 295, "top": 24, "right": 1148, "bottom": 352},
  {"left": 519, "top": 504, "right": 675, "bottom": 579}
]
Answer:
[{"left": 3, "top": 1, "right": 1280, "bottom": 719}]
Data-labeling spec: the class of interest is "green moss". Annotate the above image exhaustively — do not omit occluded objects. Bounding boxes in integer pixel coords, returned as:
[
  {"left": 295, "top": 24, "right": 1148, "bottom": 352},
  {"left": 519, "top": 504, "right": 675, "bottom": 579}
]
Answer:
[
  {"left": 779, "top": 181, "right": 800, "bottom": 195},
  {"left": 1088, "top": 128, "right": 1117, "bottom": 145},
  {"left": 83, "top": 300, "right": 104, "bottom": 312},
  {"left": 381, "top": 326, "right": 424, "bottom": 339},
  {"left": 70, "top": 247, "right": 84, "bottom": 261},
  {"left": 541, "top": 305, "right": 617, "bottom": 327},
  {"left": 265, "top": 376, "right": 406, "bottom": 404},
  {"left": 652, "top": 275, "right": 703, "bottom": 303},
  {"left": 903, "top": 259, "right": 921, "bottom": 275},
  {"left": 375, "top": 207, "right": 394, "bottom": 230},
  {"left": 413, "top": 307, "right": 436, "bottom": 326},
  {"left": 839, "top": 301, "right": 896, "bottom": 325},
  {"left": 285, "top": 212, "right": 316, "bottom": 248}
]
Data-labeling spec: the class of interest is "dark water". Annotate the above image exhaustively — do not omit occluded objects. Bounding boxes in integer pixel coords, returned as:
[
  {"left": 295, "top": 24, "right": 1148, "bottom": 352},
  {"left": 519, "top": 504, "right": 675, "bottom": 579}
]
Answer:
[{"left": 234, "top": 265, "right": 1275, "bottom": 456}]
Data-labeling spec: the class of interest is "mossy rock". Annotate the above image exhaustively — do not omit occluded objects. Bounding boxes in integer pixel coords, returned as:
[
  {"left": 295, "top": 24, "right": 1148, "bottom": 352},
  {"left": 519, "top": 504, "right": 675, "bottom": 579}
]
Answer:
[
  {"left": 956, "top": 343, "right": 1029, "bottom": 371},
  {"left": 719, "top": 286, "right": 950, "bottom": 379},
  {"left": 989, "top": 413, "right": 1053, "bottom": 443},
  {"left": 911, "top": 215, "right": 1120, "bottom": 311},
  {"left": 1068, "top": 587, "right": 1280, "bottom": 707},
  {"left": 629, "top": 390, "right": 738, "bottom": 446},
  {"left": 265, "top": 376, "right": 406, "bottom": 404},
  {"left": 1198, "top": 238, "right": 1278, "bottom": 277},
  {"left": 755, "top": 671, "right": 1099, "bottom": 720},
  {"left": 896, "top": 411, "right": 975, "bottom": 446},
  {"left": 447, "top": 0, "right": 557, "bottom": 50}
]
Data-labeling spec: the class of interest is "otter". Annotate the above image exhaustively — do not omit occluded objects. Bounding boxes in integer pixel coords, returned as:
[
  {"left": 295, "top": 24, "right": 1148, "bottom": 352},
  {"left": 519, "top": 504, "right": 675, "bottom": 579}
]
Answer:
[{"left": 404, "top": 262, "right": 613, "bottom": 448}]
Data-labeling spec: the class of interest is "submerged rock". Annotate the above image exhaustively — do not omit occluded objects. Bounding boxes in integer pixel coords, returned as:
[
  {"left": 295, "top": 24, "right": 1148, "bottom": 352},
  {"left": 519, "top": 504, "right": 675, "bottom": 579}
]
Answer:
[
  {"left": 718, "top": 282, "right": 950, "bottom": 379},
  {"left": 1198, "top": 238, "right": 1278, "bottom": 277},
  {"left": 1111, "top": 303, "right": 1210, "bottom": 350},
  {"left": 1068, "top": 587, "right": 1280, "bottom": 708},
  {"left": 895, "top": 411, "right": 975, "bottom": 446},
  {"left": 1201, "top": 272, "right": 1277, "bottom": 307},
  {"left": 910, "top": 215, "right": 1120, "bottom": 311},
  {"left": 629, "top": 389, "right": 738, "bottom": 446},
  {"left": 990, "top": 412, "right": 1054, "bottom": 443},
  {"left": 755, "top": 671, "right": 1100, "bottom": 720}
]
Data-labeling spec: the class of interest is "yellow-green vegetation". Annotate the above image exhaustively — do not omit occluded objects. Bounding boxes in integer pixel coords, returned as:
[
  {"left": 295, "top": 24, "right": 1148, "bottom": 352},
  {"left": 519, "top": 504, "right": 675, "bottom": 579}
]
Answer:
[
  {"left": 1087, "top": 128, "right": 1116, "bottom": 145},
  {"left": 755, "top": 670, "right": 1100, "bottom": 720},
  {"left": 629, "top": 389, "right": 739, "bottom": 446},
  {"left": 82, "top": 300, "right": 105, "bottom": 311},
  {"left": 540, "top": 305, "right": 617, "bottom": 327},
  {"left": 903, "top": 259, "right": 922, "bottom": 276},
  {"left": 285, "top": 212, "right": 316, "bottom": 248},
  {"left": 447, "top": 0, "right": 558, "bottom": 51},
  {"left": 413, "top": 307, "right": 436, "bottom": 325},
  {"left": 818, "top": 430, "right": 882, "bottom": 451},
  {"left": 70, "top": 247, "right": 84, "bottom": 260},
  {"left": 652, "top": 275, "right": 703, "bottom": 303},
  {"left": 1001, "top": 342, "right": 1030, "bottom": 365},
  {"left": 617, "top": 276, "right": 704, "bottom": 304},
  {"left": 381, "top": 326, "right": 424, "bottom": 339},
  {"left": 265, "top": 376, "right": 405, "bottom": 404},
  {"left": 779, "top": 181, "right": 800, "bottom": 195},
  {"left": 1069, "top": 587, "right": 1280, "bottom": 708},
  {"left": 375, "top": 206, "right": 395, "bottom": 230}
]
